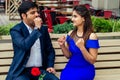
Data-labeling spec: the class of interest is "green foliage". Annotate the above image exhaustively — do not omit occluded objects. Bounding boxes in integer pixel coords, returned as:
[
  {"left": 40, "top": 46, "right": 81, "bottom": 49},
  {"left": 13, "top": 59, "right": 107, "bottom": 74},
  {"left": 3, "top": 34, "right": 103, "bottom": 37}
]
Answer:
[
  {"left": 53, "top": 22, "right": 74, "bottom": 34},
  {"left": 91, "top": 16, "right": 112, "bottom": 32},
  {"left": 53, "top": 16, "right": 120, "bottom": 33},
  {"left": 110, "top": 19, "right": 120, "bottom": 32},
  {"left": 0, "top": 16, "right": 120, "bottom": 35},
  {"left": 0, "top": 23, "right": 17, "bottom": 35},
  {"left": 91, "top": 16, "right": 120, "bottom": 32}
]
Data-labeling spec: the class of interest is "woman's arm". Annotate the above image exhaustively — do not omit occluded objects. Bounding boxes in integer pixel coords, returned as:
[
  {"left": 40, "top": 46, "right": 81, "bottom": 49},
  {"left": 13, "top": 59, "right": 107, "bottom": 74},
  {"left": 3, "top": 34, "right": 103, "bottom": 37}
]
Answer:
[
  {"left": 76, "top": 33, "right": 99, "bottom": 64},
  {"left": 57, "top": 30, "right": 73, "bottom": 58},
  {"left": 57, "top": 36, "right": 71, "bottom": 59}
]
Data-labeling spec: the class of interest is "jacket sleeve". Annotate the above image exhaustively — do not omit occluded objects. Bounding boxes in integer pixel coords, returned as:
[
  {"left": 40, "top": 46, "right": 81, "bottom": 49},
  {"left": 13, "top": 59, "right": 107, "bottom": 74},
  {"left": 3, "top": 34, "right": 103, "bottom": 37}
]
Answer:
[
  {"left": 10, "top": 25, "right": 41, "bottom": 51},
  {"left": 43, "top": 27, "right": 55, "bottom": 68}
]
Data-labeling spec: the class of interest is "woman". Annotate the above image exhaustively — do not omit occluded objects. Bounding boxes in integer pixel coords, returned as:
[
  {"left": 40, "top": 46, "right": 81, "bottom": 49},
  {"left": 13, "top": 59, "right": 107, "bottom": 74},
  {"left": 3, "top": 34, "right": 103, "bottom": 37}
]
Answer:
[{"left": 57, "top": 5, "right": 100, "bottom": 80}]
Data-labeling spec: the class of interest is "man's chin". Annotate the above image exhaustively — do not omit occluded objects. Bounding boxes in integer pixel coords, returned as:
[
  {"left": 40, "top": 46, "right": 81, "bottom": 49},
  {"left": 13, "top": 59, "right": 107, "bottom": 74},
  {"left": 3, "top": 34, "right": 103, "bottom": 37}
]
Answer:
[{"left": 31, "top": 23, "right": 35, "bottom": 27}]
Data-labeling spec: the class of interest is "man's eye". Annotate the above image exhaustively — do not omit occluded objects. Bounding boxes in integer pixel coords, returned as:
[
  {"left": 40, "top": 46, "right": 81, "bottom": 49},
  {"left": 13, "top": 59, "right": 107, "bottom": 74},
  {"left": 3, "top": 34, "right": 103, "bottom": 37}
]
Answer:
[
  {"left": 30, "top": 11, "right": 39, "bottom": 14},
  {"left": 72, "top": 15, "right": 77, "bottom": 18},
  {"left": 30, "top": 12, "right": 35, "bottom": 14}
]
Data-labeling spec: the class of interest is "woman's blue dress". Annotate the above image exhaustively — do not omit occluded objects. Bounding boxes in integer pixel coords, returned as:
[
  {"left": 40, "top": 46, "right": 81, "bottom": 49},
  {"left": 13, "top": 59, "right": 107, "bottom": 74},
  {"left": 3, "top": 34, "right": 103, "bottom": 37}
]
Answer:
[{"left": 60, "top": 35, "right": 100, "bottom": 80}]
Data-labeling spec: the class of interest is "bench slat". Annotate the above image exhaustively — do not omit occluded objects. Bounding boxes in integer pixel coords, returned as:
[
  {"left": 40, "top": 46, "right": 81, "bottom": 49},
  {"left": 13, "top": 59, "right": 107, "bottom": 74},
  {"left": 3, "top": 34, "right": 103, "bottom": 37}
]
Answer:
[
  {"left": 0, "top": 55, "right": 120, "bottom": 68},
  {"left": 53, "top": 68, "right": 120, "bottom": 79},
  {"left": 52, "top": 39, "right": 120, "bottom": 48},
  {"left": 55, "top": 53, "right": 120, "bottom": 63},
  {"left": 0, "top": 51, "right": 13, "bottom": 58},
  {"left": 1, "top": 40, "right": 120, "bottom": 51},
  {"left": 97, "top": 53, "right": 120, "bottom": 61},
  {"left": 1, "top": 53, "right": 120, "bottom": 67},
  {"left": 55, "top": 49, "right": 62, "bottom": 55},
  {"left": 96, "top": 68, "right": 120, "bottom": 75},
  {"left": 55, "top": 47, "right": 120, "bottom": 56},
  {"left": 54, "top": 61, "right": 120, "bottom": 70},
  {"left": 96, "top": 32, "right": 120, "bottom": 37},
  {"left": 0, "top": 75, "right": 7, "bottom": 80},
  {"left": 0, "top": 59, "right": 12, "bottom": 65},
  {"left": 2, "top": 69, "right": 120, "bottom": 80},
  {"left": 0, "top": 35, "right": 11, "bottom": 40},
  {"left": 53, "top": 39, "right": 120, "bottom": 46},
  {"left": 98, "top": 47, "right": 120, "bottom": 53},
  {"left": 0, "top": 43, "right": 120, "bottom": 54},
  {"left": 1, "top": 33, "right": 120, "bottom": 40},
  {"left": 54, "top": 63, "right": 66, "bottom": 70},
  {"left": 1, "top": 51, "right": 120, "bottom": 61},
  {"left": 0, "top": 43, "right": 13, "bottom": 51},
  {"left": 55, "top": 48, "right": 120, "bottom": 57},
  {"left": 55, "top": 56, "right": 68, "bottom": 63},
  {"left": 95, "top": 75, "right": 120, "bottom": 80},
  {"left": 95, "top": 61, "right": 120, "bottom": 68},
  {"left": 0, "top": 66, "right": 9, "bottom": 73},
  {"left": 1, "top": 39, "right": 120, "bottom": 51},
  {"left": 99, "top": 39, "right": 120, "bottom": 47}
]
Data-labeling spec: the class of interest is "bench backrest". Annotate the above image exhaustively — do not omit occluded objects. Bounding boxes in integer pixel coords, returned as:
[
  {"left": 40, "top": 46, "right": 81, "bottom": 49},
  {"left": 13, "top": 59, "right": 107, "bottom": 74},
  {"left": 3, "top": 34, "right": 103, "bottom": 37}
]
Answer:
[{"left": 0, "top": 33, "right": 120, "bottom": 80}]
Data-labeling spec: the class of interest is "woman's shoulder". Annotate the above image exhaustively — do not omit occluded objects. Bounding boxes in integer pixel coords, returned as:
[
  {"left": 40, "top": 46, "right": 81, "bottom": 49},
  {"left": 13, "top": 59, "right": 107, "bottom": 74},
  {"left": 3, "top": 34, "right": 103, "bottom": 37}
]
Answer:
[
  {"left": 68, "top": 30, "right": 73, "bottom": 35},
  {"left": 89, "top": 33, "right": 98, "bottom": 40},
  {"left": 86, "top": 33, "right": 100, "bottom": 48}
]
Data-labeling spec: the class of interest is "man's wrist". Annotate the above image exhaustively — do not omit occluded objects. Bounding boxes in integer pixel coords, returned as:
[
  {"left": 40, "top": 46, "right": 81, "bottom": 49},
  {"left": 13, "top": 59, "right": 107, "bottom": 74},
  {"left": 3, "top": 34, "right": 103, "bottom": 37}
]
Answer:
[{"left": 34, "top": 27, "right": 40, "bottom": 30}]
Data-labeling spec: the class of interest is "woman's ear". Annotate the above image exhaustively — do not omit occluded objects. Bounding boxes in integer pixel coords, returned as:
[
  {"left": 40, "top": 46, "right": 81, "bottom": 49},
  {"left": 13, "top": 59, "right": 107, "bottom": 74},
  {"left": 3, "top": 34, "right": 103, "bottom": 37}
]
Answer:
[{"left": 82, "top": 17, "right": 85, "bottom": 22}]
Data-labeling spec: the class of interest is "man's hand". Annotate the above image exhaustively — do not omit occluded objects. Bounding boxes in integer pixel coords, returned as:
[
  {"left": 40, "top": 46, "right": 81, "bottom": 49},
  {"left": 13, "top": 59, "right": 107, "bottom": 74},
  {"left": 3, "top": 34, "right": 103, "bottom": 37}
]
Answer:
[
  {"left": 46, "top": 67, "right": 56, "bottom": 74},
  {"left": 34, "top": 17, "right": 42, "bottom": 29}
]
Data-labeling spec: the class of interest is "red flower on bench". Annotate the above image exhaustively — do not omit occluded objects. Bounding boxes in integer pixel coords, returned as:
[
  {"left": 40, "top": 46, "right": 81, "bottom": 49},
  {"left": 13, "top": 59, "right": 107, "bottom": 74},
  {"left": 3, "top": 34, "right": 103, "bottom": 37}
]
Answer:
[{"left": 31, "top": 67, "right": 46, "bottom": 80}]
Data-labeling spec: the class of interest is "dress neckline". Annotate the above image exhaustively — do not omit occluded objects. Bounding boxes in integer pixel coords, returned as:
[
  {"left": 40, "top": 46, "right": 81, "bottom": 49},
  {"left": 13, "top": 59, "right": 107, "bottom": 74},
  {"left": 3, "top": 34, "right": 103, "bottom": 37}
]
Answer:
[{"left": 76, "top": 33, "right": 83, "bottom": 38}]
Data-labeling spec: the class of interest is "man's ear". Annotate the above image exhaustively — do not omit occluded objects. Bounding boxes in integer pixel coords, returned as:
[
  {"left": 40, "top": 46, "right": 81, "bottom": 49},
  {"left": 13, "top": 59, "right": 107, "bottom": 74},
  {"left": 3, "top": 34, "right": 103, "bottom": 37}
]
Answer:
[{"left": 21, "top": 13, "right": 26, "bottom": 19}]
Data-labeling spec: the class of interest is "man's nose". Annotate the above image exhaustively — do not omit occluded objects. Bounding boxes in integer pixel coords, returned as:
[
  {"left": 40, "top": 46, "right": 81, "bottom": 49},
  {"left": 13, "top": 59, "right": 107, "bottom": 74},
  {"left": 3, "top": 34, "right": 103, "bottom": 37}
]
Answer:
[
  {"left": 35, "top": 12, "right": 40, "bottom": 16},
  {"left": 71, "top": 18, "right": 74, "bottom": 22}
]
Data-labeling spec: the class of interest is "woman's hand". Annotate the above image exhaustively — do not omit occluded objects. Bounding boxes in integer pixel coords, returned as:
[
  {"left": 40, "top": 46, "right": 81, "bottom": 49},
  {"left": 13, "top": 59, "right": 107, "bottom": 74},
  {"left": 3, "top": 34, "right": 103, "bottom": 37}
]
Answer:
[
  {"left": 76, "top": 38, "right": 85, "bottom": 49},
  {"left": 57, "top": 36, "right": 66, "bottom": 47}
]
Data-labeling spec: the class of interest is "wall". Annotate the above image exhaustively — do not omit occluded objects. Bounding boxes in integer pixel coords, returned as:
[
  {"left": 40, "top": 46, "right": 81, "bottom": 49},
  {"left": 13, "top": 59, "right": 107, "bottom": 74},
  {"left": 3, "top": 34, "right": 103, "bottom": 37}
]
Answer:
[
  {"left": 92, "top": 0, "right": 120, "bottom": 10},
  {"left": 104, "top": 0, "right": 119, "bottom": 10}
]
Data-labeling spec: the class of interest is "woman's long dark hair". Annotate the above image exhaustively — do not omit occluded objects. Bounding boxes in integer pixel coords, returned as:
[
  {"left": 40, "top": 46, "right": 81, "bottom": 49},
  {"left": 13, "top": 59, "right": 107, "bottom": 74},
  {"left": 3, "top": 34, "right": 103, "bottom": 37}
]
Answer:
[{"left": 70, "top": 5, "right": 94, "bottom": 43}]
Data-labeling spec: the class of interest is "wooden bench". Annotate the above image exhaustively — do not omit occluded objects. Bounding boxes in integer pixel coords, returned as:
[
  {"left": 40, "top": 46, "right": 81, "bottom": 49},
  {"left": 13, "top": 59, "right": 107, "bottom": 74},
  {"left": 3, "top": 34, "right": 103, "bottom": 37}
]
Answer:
[{"left": 0, "top": 32, "right": 120, "bottom": 80}]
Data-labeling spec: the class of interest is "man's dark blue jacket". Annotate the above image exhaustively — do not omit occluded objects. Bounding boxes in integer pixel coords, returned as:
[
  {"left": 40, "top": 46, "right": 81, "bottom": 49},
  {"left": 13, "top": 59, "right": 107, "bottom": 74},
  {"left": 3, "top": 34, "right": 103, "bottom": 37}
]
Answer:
[{"left": 6, "top": 21, "right": 55, "bottom": 80}]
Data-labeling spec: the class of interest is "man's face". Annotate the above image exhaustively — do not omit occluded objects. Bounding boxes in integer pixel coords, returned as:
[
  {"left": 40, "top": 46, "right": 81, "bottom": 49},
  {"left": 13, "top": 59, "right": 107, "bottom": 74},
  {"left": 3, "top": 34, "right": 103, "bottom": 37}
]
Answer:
[{"left": 22, "top": 7, "right": 40, "bottom": 28}]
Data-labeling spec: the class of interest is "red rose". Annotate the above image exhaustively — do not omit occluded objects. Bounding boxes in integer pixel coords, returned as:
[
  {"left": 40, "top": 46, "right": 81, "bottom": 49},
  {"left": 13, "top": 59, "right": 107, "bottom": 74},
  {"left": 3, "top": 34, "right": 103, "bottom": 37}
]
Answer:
[{"left": 31, "top": 67, "right": 41, "bottom": 76}]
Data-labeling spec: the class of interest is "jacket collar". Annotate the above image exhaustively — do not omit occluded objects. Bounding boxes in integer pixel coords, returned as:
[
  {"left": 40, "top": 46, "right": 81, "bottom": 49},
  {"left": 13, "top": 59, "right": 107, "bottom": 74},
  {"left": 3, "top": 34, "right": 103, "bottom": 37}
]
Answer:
[{"left": 20, "top": 21, "right": 30, "bottom": 38}]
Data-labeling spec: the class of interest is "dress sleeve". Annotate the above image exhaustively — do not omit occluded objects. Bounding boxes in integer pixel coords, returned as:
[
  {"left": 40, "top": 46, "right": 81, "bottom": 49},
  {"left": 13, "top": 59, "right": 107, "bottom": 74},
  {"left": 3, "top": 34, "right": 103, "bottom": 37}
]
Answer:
[
  {"left": 66, "top": 35, "right": 73, "bottom": 44},
  {"left": 86, "top": 40, "right": 100, "bottom": 48}
]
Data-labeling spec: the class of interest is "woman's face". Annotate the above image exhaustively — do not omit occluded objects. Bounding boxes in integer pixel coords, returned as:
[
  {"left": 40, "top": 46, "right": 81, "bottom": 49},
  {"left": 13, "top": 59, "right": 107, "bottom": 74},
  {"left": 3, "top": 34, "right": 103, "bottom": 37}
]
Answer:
[{"left": 71, "top": 10, "right": 85, "bottom": 27}]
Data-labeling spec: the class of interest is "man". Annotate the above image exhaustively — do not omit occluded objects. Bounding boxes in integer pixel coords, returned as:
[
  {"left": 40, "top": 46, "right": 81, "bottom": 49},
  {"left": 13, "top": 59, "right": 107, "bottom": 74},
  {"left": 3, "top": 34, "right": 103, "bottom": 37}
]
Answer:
[{"left": 6, "top": 1, "right": 59, "bottom": 80}]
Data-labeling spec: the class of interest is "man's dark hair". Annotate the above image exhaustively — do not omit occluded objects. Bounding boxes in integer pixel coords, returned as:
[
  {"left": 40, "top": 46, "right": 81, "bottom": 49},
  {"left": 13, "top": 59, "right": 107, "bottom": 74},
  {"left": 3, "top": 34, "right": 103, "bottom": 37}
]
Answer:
[{"left": 18, "top": 1, "right": 38, "bottom": 19}]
